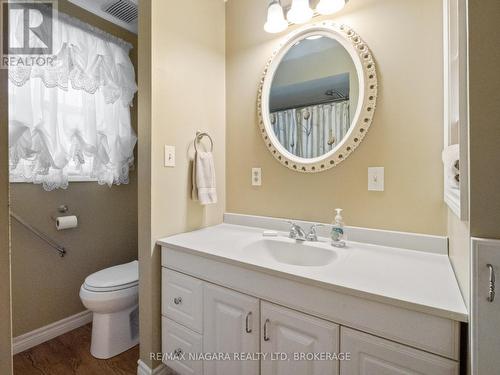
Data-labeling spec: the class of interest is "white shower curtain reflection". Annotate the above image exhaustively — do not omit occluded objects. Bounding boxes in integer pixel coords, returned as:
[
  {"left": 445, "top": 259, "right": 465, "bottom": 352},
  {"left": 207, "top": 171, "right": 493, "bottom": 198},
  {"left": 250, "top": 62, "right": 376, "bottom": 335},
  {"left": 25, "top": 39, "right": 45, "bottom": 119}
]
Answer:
[{"left": 271, "top": 101, "right": 350, "bottom": 158}]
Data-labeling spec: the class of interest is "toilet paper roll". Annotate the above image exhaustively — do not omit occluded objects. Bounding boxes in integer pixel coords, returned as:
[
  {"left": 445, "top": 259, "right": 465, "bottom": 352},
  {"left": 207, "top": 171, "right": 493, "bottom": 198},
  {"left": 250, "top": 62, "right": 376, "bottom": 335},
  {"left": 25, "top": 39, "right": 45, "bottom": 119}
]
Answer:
[{"left": 56, "top": 216, "right": 78, "bottom": 230}]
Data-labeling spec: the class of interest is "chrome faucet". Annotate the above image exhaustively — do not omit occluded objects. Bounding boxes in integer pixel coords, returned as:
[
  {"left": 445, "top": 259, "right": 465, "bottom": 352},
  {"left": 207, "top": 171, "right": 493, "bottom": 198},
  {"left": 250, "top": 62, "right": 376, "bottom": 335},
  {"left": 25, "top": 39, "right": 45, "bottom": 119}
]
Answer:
[
  {"left": 306, "top": 224, "right": 324, "bottom": 242},
  {"left": 287, "top": 221, "right": 307, "bottom": 241},
  {"left": 287, "top": 222, "right": 324, "bottom": 242}
]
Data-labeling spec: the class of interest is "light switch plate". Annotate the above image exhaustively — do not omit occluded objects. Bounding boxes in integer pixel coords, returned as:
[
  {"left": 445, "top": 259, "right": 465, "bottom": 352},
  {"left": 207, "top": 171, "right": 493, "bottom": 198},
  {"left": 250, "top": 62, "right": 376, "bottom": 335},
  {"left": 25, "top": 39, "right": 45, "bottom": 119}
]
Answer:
[
  {"left": 368, "top": 167, "right": 384, "bottom": 191},
  {"left": 252, "top": 168, "right": 262, "bottom": 186},
  {"left": 164, "top": 145, "right": 175, "bottom": 167}
]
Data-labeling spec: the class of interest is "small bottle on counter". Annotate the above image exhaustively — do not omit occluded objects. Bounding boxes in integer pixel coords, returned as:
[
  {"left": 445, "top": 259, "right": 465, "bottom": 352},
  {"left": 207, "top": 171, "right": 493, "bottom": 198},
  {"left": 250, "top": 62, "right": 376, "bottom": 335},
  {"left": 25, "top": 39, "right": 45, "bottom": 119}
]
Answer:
[{"left": 331, "top": 208, "right": 346, "bottom": 248}]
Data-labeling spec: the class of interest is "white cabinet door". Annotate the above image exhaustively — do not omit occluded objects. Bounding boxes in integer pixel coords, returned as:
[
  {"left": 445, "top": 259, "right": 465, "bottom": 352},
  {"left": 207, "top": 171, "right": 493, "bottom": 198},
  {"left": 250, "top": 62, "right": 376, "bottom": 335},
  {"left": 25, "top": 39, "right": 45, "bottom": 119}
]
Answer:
[
  {"left": 471, "top": 238, "right": 500, "bottom": 375},
  {"left": 341, "top": 327, "right": 459, "bottom": 375},
  {"left": 261, "top": 301, "right": 340, "bottom": 375},
  {"left": 203, "top": 284, "right": 260, "bottom": 375}
]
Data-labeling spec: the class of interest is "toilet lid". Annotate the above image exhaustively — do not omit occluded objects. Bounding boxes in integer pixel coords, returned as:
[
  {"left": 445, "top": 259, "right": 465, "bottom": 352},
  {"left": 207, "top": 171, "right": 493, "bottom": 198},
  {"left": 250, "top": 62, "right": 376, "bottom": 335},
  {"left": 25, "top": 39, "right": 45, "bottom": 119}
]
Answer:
[{"left": 84, "top": 260, "right": 138, "bottom": 292}]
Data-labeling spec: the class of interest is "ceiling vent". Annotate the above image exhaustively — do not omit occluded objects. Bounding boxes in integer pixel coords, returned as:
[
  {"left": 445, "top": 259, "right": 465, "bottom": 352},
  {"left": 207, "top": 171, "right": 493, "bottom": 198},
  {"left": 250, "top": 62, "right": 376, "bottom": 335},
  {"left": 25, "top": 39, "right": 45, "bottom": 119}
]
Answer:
[
  {"left": 68, "top": 0, "right": 138, "bottom": 34},
  {"left": 103, "top": 0, "right": 138, "bottom": 24}
]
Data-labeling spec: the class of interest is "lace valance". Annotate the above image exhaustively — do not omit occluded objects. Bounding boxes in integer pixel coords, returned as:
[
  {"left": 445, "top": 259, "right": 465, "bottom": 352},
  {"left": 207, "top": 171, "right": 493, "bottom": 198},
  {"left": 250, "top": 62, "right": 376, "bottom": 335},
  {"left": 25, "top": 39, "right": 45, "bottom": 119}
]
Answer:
[{"left": 8, "top": 8, "right": 137, "bottom": 106}]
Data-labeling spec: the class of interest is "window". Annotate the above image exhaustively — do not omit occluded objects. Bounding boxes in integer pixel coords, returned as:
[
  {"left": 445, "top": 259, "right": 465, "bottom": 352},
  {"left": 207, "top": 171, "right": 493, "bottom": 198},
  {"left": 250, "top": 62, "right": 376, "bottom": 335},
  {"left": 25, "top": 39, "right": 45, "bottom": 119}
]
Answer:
[{"left": 8, "top": 9, "right": 137, "bottom": 191}]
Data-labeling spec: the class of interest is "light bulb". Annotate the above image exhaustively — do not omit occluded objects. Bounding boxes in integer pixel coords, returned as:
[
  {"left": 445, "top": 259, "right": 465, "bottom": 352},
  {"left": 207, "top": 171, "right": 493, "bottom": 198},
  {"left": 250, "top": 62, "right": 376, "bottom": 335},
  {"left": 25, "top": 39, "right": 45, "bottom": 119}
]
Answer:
[
  {"left": 264, "top": 0, "right": 288, "bottom": 34},
  {"left": 316, "top": 0, "right": 346, "bottom": 15},
  {"left": 287, "top": 0, "right": 313, "bottom": 24}
]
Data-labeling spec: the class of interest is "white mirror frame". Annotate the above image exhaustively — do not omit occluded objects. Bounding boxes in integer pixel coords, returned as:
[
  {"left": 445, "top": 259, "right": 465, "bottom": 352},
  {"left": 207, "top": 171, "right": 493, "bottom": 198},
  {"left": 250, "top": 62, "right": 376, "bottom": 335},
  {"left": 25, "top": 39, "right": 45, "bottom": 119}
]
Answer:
[{"left": 258, "top": 22, "right": 378, "bottom": 173}]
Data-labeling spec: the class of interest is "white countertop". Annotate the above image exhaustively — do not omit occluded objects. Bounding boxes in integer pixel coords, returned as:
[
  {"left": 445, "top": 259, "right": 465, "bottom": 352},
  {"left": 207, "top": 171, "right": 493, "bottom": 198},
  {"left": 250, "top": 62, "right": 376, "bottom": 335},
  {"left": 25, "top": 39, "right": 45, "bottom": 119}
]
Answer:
[{"left": 158, "top": 223, "right": 468, "bottom": 322}]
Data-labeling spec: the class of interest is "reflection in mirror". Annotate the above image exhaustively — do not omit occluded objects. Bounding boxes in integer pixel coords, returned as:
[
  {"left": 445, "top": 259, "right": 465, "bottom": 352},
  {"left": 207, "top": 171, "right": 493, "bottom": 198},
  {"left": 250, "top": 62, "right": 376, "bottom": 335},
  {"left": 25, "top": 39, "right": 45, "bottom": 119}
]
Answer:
[{"left": 269, "top": 35, "right": 359, "bottom": 159}]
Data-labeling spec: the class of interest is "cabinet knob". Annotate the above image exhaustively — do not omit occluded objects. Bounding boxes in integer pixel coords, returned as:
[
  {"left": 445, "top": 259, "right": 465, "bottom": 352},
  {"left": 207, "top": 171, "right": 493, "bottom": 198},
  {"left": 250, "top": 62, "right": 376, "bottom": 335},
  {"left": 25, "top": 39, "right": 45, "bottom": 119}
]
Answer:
[
  {"left": 173, "top": 348, "right": 183, "bottom": 357},
  {"left": 174, "top": 297, "right": 183, "bottom": 305}
]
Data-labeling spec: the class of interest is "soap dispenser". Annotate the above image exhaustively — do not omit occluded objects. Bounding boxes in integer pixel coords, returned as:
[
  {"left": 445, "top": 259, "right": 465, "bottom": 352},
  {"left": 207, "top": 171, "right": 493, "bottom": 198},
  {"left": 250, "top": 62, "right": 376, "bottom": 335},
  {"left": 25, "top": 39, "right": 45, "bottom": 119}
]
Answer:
[{"left": 331, "top": 208, "right": 346, "bottom": 248}]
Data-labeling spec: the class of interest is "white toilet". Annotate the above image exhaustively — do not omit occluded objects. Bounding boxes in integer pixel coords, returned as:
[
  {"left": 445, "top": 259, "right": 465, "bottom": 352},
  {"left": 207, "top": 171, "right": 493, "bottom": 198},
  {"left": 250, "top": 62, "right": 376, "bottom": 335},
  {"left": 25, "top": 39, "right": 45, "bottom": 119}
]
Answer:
[{"left": 80, "top": 260, "right": 139, "bottom": 359}]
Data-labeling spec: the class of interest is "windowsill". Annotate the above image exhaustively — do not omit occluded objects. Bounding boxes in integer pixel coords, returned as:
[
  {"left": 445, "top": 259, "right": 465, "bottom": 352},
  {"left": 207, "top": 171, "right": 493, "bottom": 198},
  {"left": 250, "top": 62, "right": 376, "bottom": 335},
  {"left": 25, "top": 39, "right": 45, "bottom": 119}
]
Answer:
[{"left": 10, "top": 176, "right": 98, "bottom": 183}]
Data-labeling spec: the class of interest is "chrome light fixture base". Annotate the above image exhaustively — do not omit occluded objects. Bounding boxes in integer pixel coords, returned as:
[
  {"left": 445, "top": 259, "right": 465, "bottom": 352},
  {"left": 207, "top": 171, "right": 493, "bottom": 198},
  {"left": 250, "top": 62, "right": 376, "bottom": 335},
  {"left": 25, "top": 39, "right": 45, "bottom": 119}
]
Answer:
[{"left": 264, "top": 0, "right": 350, "bottom": 34}]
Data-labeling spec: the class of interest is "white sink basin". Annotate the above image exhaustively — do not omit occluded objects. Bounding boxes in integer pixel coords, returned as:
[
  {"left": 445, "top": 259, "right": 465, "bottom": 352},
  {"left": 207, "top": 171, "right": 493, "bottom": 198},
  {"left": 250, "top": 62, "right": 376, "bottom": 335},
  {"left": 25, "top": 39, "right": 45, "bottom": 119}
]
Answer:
[{"left": 244, "top": 237, "right": 338, "bottom": 267}]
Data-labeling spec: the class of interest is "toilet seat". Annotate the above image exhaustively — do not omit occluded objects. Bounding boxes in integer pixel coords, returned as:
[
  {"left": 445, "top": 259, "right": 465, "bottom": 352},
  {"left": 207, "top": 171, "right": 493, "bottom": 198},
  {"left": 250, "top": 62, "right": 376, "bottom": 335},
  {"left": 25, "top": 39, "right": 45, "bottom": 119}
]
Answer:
[
  {"left": 84, "top": 260, "right": 138, "bottom": 292},
  {"left": 83, "top": 280, "right": 138, "bottom": 292}
]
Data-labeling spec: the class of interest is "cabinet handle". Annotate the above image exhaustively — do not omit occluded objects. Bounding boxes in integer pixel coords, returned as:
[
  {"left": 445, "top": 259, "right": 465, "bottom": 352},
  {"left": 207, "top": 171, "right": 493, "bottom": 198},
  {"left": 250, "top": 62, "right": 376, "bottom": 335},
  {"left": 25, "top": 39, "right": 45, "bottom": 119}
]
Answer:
[
  {"left": 173, "top": 297, "right": 182, "bottom": 305},
  {"left": 264, "top": 319, "right": 270, "bottom": 341},
  {"left": 487, "top": 264, "right": 496, "bottom": 303},
  {"left": 245, "top": 312, "right": 252, "bottom": 333},
  {"left": 173, "top": 348, "right": 183, "bottom": 357}
]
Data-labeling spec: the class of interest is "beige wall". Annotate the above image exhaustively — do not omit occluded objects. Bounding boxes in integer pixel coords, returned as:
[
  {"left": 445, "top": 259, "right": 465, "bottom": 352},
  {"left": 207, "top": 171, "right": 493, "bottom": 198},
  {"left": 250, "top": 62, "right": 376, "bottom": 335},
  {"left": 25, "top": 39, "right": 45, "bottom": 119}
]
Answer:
[
  {"left": 447, "top": 210, "right": 470, "bottom": 308},
  {"left": 469, "top": 0, "right": 500, "bottom": 239},
  {"left": 10, "top": 181, "right": 138, "bottom": 336},
  {"left": 0, "top": 49, "right": 13, "bottom": 375},
  {"left": 226, "top": 0, "right": 447, "bottom": 235},
  {"left": 138, "top": 0, "right": 154, "bottom": 366},
  {"left": 139, "top": 0, "right": 226, "bottom": 368},
  {"left": 445, "top": 0, "right": 500, "bottom": 327},
  {"left": 10, "top": 0, "right": 138, "bottom": 336}
]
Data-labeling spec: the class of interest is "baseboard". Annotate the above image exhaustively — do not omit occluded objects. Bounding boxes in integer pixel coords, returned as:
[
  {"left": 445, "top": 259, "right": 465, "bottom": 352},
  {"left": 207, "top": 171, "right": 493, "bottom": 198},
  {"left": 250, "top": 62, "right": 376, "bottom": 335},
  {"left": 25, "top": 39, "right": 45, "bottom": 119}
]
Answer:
[
  {"left": 137, "top": 359, "right": 170, "bottom": 375},
  {"left": 12, "top": 310, "right": 93, "bottom": 355}
]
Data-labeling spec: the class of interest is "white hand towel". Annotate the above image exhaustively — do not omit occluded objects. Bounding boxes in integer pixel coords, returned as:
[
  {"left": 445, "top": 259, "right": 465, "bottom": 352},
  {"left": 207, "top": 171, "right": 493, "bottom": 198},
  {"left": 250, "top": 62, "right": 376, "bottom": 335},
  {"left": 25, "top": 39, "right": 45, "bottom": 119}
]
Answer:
[
  {"left": 442, "top": 144, "right": 460, "bottom": 188},
  {"left": 192, "top": 151, "right": 217, "bottom": 205}
]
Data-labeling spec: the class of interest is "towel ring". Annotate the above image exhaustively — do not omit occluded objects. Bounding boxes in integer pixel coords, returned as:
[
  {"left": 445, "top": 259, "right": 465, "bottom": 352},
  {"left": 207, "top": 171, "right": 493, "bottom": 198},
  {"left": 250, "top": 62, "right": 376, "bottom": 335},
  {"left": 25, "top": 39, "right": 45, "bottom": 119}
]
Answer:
[{"left": 194, "top": 131, "right": 214, "bottom": 152}]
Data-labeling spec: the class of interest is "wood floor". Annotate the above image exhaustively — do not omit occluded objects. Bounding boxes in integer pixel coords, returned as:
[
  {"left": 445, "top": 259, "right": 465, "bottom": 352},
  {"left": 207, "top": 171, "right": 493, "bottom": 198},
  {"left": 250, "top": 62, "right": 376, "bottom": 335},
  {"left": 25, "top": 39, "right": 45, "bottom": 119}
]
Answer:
[{"left": 13, "top": 324, "right": 139, "bottom": 375}]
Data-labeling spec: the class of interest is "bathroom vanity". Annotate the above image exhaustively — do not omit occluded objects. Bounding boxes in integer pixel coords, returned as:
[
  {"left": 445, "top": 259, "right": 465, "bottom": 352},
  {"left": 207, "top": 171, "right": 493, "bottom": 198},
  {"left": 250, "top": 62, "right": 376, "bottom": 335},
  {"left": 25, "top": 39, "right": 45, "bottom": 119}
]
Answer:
[
  {"left": 155, "top": 21, "right": 469, "bottom": 374},
  {"left": 158, "top": 214, "right": 467, "bottom": 375}
]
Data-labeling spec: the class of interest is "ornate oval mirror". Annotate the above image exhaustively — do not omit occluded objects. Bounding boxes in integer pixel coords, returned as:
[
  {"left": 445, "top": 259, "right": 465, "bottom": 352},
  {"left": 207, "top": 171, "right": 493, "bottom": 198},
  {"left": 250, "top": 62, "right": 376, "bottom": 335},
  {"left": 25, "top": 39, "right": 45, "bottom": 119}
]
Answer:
[{"left": 258, "top": 22, "right": 378, "bottom": 172}]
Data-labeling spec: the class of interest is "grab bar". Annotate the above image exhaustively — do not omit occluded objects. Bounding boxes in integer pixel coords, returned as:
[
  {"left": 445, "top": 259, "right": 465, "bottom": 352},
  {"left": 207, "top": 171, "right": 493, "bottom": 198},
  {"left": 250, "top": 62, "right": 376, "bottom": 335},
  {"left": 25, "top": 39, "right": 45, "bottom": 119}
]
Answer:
[{"left": 10, "top": 212, "right": 66, "bottom": 257}]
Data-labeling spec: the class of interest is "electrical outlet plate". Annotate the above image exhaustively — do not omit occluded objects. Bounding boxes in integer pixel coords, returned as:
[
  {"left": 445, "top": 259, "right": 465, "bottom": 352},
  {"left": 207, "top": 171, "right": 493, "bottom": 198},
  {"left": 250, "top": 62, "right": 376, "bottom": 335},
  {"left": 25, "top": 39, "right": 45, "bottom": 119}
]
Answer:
[
  {"left": 252, "top": 168, "right": 262, "bottom": 186},
  {"left": 368, "top": 167, "right": 384, "bottom": 191}
]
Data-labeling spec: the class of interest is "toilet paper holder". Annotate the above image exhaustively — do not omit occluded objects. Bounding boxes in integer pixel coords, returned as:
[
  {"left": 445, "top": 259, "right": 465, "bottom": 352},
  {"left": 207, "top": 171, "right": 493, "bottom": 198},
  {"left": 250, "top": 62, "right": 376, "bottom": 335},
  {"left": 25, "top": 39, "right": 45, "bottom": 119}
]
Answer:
[{"left": 50, "top": 205, "right": 77, "bottom": 221}]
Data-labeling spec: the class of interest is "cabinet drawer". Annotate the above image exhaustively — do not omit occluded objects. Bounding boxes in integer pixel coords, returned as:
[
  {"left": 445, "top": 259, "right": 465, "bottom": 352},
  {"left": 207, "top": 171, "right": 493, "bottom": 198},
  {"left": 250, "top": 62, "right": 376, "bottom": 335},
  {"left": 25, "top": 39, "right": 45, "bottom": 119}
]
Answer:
[
  {"left": 162, "top": 269, "right": 203, "bottom": 333},
  {"left": 340, "top": 327, "right": 459, "bottom": 375},
  {"left": 162, "top": 317, "right": 203, "bottom": 375}
]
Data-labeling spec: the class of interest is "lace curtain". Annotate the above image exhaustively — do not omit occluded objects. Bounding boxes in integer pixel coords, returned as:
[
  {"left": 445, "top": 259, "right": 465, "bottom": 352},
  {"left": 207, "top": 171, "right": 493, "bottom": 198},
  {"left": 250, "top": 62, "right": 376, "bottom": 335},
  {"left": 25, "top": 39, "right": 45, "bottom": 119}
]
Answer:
[
  {"left": 271, "top": 102, "right": 350, "bottom": 158},
  {"left": 8, "top": 10, "right": 138, "bottom": 191}
]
